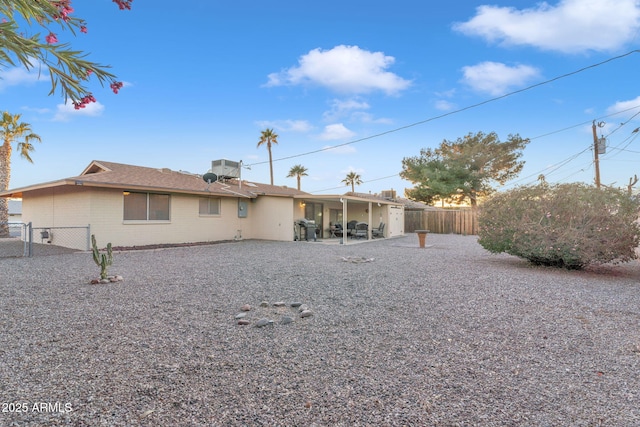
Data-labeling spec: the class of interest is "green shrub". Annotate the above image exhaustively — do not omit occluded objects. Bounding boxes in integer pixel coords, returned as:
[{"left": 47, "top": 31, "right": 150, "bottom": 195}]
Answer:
[{"left": 478, "top": 183, "right": 640, "bottom": 269}]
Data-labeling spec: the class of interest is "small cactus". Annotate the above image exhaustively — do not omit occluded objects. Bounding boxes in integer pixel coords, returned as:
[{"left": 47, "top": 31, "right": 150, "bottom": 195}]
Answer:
[{"left": 91, "top": 234, "right": 113, "bottom": 280}]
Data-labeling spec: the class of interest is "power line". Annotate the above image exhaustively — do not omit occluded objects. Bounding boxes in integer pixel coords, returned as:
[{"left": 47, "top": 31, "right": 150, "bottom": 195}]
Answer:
[
  {"left": 492, "top": 104, "right": 640, "bottom": 187},
  {"left": 310, "top": 108, "right": 640, "bottom": 194},
  {"left": 350, "top": 104, "right": 640, "bottom": 192},
  {"left": 528, "top": 103, "right": 640, "bottom": 142},
  {"left": 246, "top": 49, "right": 640, "bottom": 168}
]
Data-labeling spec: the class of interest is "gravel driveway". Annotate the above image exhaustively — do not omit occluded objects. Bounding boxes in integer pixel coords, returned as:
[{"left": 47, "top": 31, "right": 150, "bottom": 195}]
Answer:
[{"left": 1, "top": 234, "right": 639, "bottom": 426}]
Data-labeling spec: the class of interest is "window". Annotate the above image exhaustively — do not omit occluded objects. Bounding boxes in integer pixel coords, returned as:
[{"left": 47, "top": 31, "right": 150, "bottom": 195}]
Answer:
[
  {"left": 123, "top": 192, "right": 170, "bottom": 221},
  {"left": 199, "top": 197, "right": 221, "bottom": 215},
  {"left": 304, "top": 202, "right": 323, "bottom": 230}
]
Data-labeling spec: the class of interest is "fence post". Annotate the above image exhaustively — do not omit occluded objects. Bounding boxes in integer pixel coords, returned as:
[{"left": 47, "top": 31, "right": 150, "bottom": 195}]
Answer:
[
  {"left": 86, "top": 224, "right": 91, "bottom": 251},
  {"left": 21, "top": 222, "right": 27, "bottom": 257},
  {"left": 27, "top": 222, "right": 33, "bottom": 257}
]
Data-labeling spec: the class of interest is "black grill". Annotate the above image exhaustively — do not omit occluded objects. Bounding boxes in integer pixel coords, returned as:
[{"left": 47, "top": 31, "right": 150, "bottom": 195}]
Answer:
[{"left": 294, "top": 219, "right": 317, "bottom": 241}]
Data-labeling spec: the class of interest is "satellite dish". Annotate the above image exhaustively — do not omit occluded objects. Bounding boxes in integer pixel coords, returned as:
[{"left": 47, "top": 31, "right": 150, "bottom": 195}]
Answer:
[{"left": 203, "top": 172, "right": 218, "bottom": 184}]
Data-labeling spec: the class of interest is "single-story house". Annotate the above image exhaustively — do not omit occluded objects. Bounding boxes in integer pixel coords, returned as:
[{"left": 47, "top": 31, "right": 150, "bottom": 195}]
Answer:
[{"left": 0, "top": 160, "right": 404, "bottom": 249}]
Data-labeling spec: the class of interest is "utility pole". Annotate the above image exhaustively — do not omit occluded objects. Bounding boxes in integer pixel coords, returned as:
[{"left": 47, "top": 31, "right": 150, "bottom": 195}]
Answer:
[{"left": 592, "top": 120, "right": 604, "bottom": 189}]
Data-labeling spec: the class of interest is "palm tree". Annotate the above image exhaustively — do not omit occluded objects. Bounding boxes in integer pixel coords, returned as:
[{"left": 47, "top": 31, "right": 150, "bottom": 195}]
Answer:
[
  {"left": 0, "top": 112, "right": 41, "bottom": 236},
  {"left": 286, "top": 164, "right": 308, "bottom": 191},
  {"left": 342, "top": 171, "right": 363, "bottom": 193},
  {"left": 257, "top": 128, "right": 279, "bottom": 185}
]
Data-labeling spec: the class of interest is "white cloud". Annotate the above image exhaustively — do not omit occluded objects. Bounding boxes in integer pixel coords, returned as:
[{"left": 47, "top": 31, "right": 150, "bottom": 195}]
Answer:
[
  {"left": 255, "top": 119, "right": 313, "bottom": 133},
  {"left": 0, "top": 66, "right": 46, "bottom": 91},
  {"left": 434, "top": 99, "right": 456, "bottom": 111},
  {"left": 53, "top": 100, "right": 105, "bottom": 122},
  {"left": 322, "top": 97, "right": 392, "bottom": 124},
  {"left": 460, "top": 61, "right": 541, "bottom": 96},
  {"left": 323, "top": 98, "right": 370, "bottom": 121},
  {"left": 265, "top": 45, "right": 412, "bottom": 95},
  {"left": 319, "top": 123, "right": 356, "bottom": 141},
  {"left": 331, "top": 98, "right": 371, "bottom": 112},
  {"left": 350, "top": 111, "right": 393, "bottom": 125},
  {"left": 606, "top": 95, "right": 640, "bottom": 120},
  {"left": 453, "top": 0, "right": 640, "bottom": 53}
]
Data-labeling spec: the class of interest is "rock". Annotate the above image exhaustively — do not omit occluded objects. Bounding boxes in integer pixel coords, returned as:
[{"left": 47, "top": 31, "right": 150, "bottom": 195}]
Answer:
[
  {"left": 237, "top": 319, "right": 250, "bottom": 326},
  {"left": 90, "top": 279, "right": 100, "bottom": 285},
  {"left": 290, "top": 302, "right": 303, "bottom": 308},
  {"left": 240, "top": 304, "right": 252, "bottom": 311},
  {"left": 255, "top": 318, "right": 273, "bottom": 327},
  {"left": 341, "top": 256, "right": 375, "bottom": 263},
  {"left": 300, "top": 310, "right": 313, "bottom": 318},
  {"left": 234, "top": 312, "right": 247, "bottom": 319},
  {"left": 260, "top": 301, "right": 269, "bottom": 307},
  {"left": 99, "top": 279, "right": 110, "bottom": 284},
  {"left": 281, "top": 316, "right": 294, "bottom": 325},
  {"left": 298, "top": 304, "right": 309, "bottom": 312},
  {"left": 273, "top": 301, "right": 286, "bottom": 307}
]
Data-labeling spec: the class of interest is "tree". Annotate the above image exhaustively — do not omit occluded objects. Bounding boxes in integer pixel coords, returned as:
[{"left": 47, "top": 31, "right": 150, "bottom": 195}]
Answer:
[
  {"left": 286, "top": 164, "right": 308, "bottom": 190},
  {"left": 0, "top": 112, "right": 41, "bottom": 236},
  {"left": 401, "top": 131, "right": 529, "bottom": 208},
  {"left": 342, "top": 171, "right": 363, "bottom": 193},
  {"left": 257, "top": 128, "right": 279, "bottom": 185},
  {"left": 0, "top": 0, "right": 131, "bottom": 105}
]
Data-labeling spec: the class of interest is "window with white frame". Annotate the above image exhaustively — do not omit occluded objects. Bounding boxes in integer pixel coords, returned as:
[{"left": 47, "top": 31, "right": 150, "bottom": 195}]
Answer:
[
  {"left": 123, "top": 192, "right": 170, "bottom": 221},
  {"left": 199, "top": 197, "right": 221, "bottom": 215}
]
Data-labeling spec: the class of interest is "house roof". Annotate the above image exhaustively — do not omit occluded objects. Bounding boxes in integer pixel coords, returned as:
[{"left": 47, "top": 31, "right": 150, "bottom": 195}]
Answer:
[
  {"left": 394, "top": 197, "right": 442, "bottom": 211},
  {"left": 292, "top": 191, "right": 403, "bottom": 206},
  {"left": 343, "top": 191, "right": 392, "bottom": 202},
  {"left": 0, "top": 160, "right": 310, "bottom": 199},
  {"left": 343, "top": 191, "right": 440, "bottom": 210}
]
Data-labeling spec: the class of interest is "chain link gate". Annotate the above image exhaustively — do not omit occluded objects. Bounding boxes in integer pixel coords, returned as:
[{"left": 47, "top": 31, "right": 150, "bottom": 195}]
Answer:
[{"left": 0, "top": 222, "right": 90, "bottom": 258}]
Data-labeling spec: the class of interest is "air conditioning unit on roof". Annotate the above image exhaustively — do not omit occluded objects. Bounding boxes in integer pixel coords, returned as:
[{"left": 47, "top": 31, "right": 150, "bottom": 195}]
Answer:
[
  {"left": 211, "top": 159, "right": 240, "bottom": 179},
  {"left": 381, "top": 189, "right": 396, "bottom": 199}
]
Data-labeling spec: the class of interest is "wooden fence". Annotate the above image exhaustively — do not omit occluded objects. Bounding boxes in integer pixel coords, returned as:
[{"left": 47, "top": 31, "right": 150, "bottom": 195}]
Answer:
[{"left": 405, "top": 209, "right": 478, "bottom": 235}]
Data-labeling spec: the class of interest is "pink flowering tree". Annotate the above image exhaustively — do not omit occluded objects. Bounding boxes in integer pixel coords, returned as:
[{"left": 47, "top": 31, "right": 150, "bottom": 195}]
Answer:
[{"left": 0, "top": 0, "right": 131, "bottom": 107}]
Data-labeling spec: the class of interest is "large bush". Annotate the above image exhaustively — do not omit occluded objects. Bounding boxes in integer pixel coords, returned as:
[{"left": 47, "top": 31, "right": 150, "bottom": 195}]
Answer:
[{"left": 478, "top": 183, "right": 640, "bottom": 269}]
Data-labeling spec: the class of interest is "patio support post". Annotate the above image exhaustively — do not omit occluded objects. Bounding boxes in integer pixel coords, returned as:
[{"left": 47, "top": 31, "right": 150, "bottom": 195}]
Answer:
[
  {"left": 368, "top": 202, "right": 372, "bottom": 240},
  {"left": 27, "top": 222, "right": 33, "bottom": 257},
  {"left": 341, "top": 198, "right": 347, "bottom": 245}
]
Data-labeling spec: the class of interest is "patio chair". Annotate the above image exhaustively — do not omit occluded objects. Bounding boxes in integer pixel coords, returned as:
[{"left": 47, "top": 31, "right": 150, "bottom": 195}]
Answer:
[
  {"left": 354, "top": 222, "right": 368, "bottom": 239},
  {"left": 371, "top": 222, "right": 385, "bottom": 238},
  {"left": 346, "top": 220, "right": 358, "bottom": 238}
]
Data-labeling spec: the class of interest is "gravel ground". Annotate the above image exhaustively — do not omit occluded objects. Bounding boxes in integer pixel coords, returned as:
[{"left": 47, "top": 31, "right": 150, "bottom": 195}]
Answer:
[{"left": 1, "top": 233, "right": 639, "bottom": 426}]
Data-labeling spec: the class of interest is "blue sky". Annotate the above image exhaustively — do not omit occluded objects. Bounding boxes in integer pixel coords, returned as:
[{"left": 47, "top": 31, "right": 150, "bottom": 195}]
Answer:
[{"left": 3, "top": 0, "right": 640, "bottom": 198}]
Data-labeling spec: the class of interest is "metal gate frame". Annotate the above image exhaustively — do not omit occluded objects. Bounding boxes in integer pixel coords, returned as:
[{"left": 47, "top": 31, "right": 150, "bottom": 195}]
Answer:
[{"left": 8, "top": 223, "right": 90, "bottom": 257}]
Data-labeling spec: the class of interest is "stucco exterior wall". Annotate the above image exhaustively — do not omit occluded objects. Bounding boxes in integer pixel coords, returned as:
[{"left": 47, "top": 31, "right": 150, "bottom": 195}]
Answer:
[
  {"left": 22, "top": 186, "right": 91, "bottom": 227},
  {"left": 21, "top": 186, "right": 91, "bottom": 249},
  {"left": 252, "top": 196, "right": 295, "bottom": 241},
  {"left": 87, "top": 189, "right": 255, "bottom": 247},
  {"left": 21, "top": 187, "right": 295, "bottom": 248}
]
